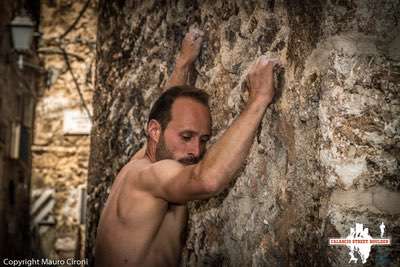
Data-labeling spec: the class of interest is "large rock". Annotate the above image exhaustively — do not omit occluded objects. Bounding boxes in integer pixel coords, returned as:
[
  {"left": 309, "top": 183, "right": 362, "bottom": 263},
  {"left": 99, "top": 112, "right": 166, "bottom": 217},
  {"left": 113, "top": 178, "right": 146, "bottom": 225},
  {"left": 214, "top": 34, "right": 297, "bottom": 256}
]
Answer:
[{"left": 87, "top": 1, "right": 400, "bottom": 266}]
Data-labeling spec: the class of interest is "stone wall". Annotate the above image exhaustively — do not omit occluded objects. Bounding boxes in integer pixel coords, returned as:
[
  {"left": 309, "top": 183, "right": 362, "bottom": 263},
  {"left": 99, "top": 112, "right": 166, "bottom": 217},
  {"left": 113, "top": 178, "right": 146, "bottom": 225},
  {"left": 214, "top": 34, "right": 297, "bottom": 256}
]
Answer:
[
  {"left": 88, "top": 0, "right": 400, "bottom": 266},
  {"left": 32, "top": 0, "right": 96, "bottom": 260}
]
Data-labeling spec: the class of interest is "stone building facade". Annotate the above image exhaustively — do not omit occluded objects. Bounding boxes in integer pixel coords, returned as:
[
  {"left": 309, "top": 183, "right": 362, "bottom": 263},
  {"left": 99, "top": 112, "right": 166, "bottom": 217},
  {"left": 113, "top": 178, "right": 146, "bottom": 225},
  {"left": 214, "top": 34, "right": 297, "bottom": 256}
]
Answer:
[
  {"left": 87, "top": 0, "right": 399, "bottom": 266},
  {"left": 32, "top": 0, "right": 96, "bottom": 260},
  {"left": 0, "top": 0, "right": 41, "bottom": 259}
]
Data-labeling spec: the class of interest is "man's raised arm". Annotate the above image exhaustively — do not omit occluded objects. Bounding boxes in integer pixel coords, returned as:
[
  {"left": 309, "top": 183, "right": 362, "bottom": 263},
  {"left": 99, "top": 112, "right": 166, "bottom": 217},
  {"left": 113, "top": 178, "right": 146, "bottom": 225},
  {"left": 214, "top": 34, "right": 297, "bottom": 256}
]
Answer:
[
  {"left": 136, "top": 56, "right": 281, "bottom": 204},
  {"left": 193, "top": 56, "right": 280, "bottom": 191},
  {"left": 164, "top": 28, "right": 204, "bottom": 90},
  {"left": 129, "top": 28, "right": 204, "bottom": 162}
]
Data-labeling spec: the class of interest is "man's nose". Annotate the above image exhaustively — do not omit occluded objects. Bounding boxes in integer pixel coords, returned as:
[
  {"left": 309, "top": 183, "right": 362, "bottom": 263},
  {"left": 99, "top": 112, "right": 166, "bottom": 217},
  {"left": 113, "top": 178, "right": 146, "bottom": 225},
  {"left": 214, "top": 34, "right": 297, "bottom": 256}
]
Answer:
[{"left": 188, "top": 140, "right": 201, "bottom": 158}]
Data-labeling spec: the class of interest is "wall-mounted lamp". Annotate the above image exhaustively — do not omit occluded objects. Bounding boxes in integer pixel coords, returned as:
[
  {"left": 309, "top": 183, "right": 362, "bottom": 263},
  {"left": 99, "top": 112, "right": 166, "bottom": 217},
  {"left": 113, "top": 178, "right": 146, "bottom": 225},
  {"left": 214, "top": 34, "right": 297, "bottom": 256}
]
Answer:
[{"left": 9, "top": 13, "right": 36, "bottom": 70}]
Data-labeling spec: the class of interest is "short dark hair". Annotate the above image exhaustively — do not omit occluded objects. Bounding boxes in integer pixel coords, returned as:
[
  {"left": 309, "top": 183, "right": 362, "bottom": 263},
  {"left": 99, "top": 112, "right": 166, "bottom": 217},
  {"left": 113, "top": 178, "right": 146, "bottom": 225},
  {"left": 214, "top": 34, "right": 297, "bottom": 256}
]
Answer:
[{"left": 148, "top": 85, "right": 210, "bottom": 130}]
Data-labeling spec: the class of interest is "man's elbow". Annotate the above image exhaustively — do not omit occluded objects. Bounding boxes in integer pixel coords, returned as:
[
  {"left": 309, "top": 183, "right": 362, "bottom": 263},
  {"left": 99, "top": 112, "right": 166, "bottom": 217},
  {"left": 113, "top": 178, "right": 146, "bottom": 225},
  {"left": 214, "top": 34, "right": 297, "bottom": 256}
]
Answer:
[
  {"left": 200, "top": 170, "right": 227, "bottom": 195},
  {"left": 195, "top": 164, "right": 226, "bottom": 196},
  {"left": 202, "top": 178, "right": 221, "bottom": 195}
]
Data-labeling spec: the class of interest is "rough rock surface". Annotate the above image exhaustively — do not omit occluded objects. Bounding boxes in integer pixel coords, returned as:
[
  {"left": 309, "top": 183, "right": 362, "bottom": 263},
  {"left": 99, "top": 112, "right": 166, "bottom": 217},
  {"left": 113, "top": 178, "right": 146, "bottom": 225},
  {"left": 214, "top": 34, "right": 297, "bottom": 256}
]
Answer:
[{"left": 87, "top": 1, "right": 400, "bottom": 266}]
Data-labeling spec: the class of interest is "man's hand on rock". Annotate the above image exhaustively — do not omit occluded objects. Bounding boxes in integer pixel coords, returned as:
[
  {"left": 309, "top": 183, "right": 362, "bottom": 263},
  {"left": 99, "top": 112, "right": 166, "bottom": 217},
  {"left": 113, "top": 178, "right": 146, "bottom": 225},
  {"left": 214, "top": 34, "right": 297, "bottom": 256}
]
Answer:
[
  {"left": 164, "top": 27, "right": 204, "bottom": 89},
  {"left": 176, "top": 27, "right": 204, "bottom": 67},
  {"left": 246, "top": 56, "right": 281, "bottom": 105}
]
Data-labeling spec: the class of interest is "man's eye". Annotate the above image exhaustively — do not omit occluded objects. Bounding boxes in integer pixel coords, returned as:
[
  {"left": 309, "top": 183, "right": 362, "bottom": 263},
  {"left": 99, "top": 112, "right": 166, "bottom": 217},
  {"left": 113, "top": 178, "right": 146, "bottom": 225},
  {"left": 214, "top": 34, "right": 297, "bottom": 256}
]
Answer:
[{"left": 181, "top": 135, "right": 191, "bottom": 141}]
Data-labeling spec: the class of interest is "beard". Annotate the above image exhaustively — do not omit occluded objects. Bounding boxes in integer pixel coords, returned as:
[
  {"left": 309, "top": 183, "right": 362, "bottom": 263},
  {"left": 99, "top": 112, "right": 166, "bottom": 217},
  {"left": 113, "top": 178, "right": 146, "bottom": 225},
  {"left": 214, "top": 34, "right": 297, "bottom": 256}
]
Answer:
[
  {"left": 178, "top": 155, "right": 199, "bottom": 165},
  {"left": 155, "top": 134, "right": 200, "bottom": 165},
  {"left": 155, "top": 134, "right": 174, "bottom": 161}
]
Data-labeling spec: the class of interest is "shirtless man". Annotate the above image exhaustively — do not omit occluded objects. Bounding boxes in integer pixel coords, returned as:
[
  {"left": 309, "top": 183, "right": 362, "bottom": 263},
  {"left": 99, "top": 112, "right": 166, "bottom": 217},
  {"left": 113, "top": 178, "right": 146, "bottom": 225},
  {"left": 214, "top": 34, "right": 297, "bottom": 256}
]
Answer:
[{"left": 94, "top": 28, "right": 280, "bottom": 267}]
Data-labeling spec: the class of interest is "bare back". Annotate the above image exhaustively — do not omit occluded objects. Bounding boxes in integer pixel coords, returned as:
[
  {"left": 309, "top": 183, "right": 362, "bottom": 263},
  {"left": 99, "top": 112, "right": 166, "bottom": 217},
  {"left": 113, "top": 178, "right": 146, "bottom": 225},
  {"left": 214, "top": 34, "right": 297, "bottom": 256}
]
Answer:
[{"left": 94, "top": 159, "right": 188, "bottom": 267}]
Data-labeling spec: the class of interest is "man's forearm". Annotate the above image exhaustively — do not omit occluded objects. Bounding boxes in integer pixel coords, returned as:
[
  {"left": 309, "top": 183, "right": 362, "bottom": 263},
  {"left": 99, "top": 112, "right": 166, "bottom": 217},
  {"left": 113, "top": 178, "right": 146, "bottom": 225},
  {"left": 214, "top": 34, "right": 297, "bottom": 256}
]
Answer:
[
  {"left": 164, "top": 59, "right": 191, "bottom": 90},
  {"left": 196, "top": 98, "right": 270, "bottom": 192},
  {"left": 164, "top": 28, "right": 203, "bottom": 91}
]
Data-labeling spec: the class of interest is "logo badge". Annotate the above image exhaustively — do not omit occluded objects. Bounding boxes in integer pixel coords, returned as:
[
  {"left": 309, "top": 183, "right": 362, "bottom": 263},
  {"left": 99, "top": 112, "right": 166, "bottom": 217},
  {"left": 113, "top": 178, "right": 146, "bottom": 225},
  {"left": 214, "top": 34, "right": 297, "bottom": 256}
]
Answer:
[{"left": 329, "top": 222, "right": 391, "bottom": 264}]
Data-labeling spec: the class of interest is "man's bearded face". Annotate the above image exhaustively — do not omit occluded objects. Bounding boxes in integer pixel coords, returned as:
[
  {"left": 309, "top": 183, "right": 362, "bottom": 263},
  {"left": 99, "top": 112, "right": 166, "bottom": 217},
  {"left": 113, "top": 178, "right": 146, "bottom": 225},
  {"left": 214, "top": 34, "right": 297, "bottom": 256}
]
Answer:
[
  {"left": 155, "top": 97, "right": 211, "bottom": 165},
  {"left": 156, "top": 132, "right": 200, "bottom": 165}
]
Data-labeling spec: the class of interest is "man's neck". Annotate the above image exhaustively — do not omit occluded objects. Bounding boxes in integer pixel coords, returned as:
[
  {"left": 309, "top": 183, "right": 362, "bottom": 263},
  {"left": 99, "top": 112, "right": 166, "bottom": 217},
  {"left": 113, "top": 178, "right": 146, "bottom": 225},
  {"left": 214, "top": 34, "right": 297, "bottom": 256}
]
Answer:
[{"left": 145, "top": 142, "right": 157, "bottom": 163}]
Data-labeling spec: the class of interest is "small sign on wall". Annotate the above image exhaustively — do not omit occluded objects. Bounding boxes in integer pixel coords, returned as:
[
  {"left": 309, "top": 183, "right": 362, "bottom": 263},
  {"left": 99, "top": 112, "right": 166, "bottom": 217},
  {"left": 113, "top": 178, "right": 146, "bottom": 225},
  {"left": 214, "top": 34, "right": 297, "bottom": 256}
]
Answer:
[{"left": 63, "top": 109, "right": 92, "bottom": 135}]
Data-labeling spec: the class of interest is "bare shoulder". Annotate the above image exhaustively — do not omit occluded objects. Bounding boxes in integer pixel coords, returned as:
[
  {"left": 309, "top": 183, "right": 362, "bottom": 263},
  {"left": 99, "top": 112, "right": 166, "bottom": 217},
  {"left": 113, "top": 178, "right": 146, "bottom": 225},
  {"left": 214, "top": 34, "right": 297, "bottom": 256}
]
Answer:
[
  {"left": 121, "top": 158, "right": 152, "bottom": 186},
  {"left": 113, "top": 159, "right": 167, "bottom": 224},
  {"left": 122, "top": 158, "right": 205, "bottom": 204},
  {"left": 119, "top": 158, "right": 185, "bottom": 193},
  {"left": 134, "top": 159, "right": 189, "bottom": 190},
  {"left": 108, "top": 158, "right": 150, "bottom": 200},
  {"left": 125, "top": 157, "right": 152, "bottom": 173}
]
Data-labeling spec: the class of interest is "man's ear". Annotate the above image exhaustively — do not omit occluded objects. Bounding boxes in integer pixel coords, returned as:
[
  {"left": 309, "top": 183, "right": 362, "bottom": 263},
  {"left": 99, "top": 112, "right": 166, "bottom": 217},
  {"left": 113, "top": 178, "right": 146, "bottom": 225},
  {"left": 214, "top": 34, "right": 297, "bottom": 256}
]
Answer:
[{"left": 147, "top": 119, "right": 162, "bottom": 143}]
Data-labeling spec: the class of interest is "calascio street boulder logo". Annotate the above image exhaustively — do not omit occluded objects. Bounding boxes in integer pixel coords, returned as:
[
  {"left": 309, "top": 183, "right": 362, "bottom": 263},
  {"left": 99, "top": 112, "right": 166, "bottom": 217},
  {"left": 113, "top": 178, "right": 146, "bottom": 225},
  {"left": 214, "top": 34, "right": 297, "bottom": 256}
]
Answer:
[{"left": 329, "top": 223, "right": 391, "bottom": 264}]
